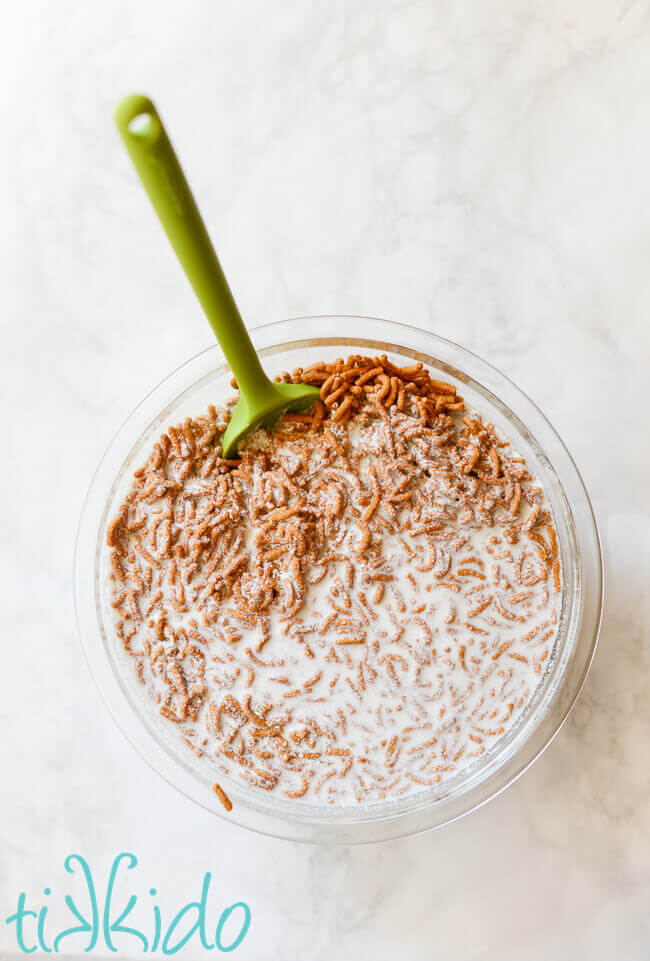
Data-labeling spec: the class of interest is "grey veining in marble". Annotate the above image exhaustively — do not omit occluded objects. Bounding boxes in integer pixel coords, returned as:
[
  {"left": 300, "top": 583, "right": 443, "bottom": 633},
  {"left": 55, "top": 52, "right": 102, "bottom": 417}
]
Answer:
[{"left": 1, "top": 1, "right": 649, "bottom": 958}]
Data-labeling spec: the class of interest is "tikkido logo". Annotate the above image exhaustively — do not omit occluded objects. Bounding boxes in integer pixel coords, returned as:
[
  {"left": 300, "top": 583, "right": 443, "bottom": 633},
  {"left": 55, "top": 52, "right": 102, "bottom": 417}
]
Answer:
[{"left": 5, "top": 853, "right": 251, "bottom": 955}]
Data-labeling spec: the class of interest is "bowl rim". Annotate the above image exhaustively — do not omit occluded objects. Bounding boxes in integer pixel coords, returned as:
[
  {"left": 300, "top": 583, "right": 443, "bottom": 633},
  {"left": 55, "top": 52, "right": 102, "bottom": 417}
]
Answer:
[{"left": 74, "top": 314, "right": 603, "bottom": 843}]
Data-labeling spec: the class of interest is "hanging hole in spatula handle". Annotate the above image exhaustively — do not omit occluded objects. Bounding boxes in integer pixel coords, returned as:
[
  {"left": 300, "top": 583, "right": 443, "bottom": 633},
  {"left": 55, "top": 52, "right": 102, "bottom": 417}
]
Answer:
[{"left": 115, "top": 93, "right": 162, "bottom": 144}]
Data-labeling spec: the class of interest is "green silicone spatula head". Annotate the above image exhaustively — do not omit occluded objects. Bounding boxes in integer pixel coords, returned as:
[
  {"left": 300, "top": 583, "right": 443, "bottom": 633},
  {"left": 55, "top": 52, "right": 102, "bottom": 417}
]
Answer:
[{"left": 114, "top": 94, "right": 319, "bottom": 457}]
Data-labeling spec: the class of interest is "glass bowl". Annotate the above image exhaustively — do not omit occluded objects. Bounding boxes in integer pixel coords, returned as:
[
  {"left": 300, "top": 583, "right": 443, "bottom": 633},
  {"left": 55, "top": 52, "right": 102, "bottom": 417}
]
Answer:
[{"left": 74, "top": 316, "right": 602, "bottom": 843}]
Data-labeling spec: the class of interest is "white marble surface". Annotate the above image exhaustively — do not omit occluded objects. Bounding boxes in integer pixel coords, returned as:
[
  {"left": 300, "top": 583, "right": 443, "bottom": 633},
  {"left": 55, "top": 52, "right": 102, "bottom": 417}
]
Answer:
[{"left": 2, "top": 0, "right": 649, "bottom": 957}]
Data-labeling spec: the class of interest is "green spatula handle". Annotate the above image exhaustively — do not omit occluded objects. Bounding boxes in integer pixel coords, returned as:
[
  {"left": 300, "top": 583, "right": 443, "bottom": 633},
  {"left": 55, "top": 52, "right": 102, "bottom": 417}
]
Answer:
[{"left": 115, "top": 94, "right": 273, "bottom": 401}]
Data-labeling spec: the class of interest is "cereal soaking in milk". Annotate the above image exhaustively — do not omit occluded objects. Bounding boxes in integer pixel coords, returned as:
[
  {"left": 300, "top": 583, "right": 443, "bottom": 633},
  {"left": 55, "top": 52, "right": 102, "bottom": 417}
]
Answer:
[{"left": 106, "top": 355, "right": 561, "bottom": 809}]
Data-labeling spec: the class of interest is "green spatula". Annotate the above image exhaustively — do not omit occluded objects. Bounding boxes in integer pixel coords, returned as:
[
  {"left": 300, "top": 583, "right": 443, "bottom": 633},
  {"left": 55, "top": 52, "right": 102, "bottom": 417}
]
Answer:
[{"left": 115, "top": 94, "right": 319, "bottom": 457}]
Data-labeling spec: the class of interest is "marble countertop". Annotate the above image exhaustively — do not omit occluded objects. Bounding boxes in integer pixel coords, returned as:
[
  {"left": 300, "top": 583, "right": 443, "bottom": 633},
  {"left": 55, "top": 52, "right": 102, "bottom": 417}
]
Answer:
[{"left": 2, "top": 1, "right": 649, "bottom": 958}]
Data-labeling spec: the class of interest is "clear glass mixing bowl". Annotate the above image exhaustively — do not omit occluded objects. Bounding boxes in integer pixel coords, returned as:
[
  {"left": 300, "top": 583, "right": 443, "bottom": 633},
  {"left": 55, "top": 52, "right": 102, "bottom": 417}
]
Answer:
[{"left": 74, "top": 316, "right": 602, "bottom": 843}]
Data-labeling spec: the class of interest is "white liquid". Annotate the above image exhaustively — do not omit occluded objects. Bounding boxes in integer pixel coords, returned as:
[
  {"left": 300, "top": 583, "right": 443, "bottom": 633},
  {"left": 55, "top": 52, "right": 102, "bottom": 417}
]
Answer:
[{"left": 106, "top": 412, "right": 561, "bottom": 807}]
